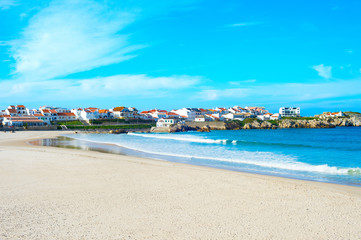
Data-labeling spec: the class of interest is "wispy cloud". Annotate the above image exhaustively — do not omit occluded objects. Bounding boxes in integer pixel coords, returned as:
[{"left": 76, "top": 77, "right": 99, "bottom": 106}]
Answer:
[
  {"left": 0, "top": 74, "right": 202, "bottom": 101},
  {"left": 197, "top": 79, "right": 361, "bottom": 103},
  {"left": 229, "top": 79, "right": 256, "bottom": 86},
  {"left": 8, "top": 0, "right": 142, "bottom": 80},
  {"left": 312, "top": 64, "right": 332, "bottom": 79},
  {"left": 226, "top": 22, "right": 263, "bottom": 28},
  {"left": 0, "top": 0, "right": 18, "bottom": 10}
]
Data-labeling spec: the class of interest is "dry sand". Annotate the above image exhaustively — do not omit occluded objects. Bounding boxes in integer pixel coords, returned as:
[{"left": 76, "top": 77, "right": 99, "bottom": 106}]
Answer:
[{"left": 1, "top": 131, "right": 361, "bottom": 240}]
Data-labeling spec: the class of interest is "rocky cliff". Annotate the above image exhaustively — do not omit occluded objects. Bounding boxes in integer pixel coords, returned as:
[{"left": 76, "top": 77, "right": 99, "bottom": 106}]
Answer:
[
  {"left": 150, "top": 117, "right": 361, "bottom": 133},
  {"left": 239, "top": 117, "right": 361, "bottom": 130}
]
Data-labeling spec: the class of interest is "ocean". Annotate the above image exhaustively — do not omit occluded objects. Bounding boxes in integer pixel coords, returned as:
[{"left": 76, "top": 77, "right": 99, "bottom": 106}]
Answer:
[{"left": 56, "top": 127, "right": 361, "bottom": 186}]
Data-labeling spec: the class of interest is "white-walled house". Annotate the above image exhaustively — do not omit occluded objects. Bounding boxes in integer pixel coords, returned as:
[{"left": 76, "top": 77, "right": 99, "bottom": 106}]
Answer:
[
  {"left": 112, "top": 107, "right": 138, "bottom": 119},
  {"left": 171, "top": 108, "right": 201, "bottom": 121},
  {"left": 98, "top": 109, "right": 114, "bottom": 119},
  {"left": 257, "top": 113, "right": 273, "bottom": 121},
  {"left": 57, "top": 112, "right": 77, "bottom": 121},
  {"left": 156, "top": 118, "right": 179, "bottom": 128},
  {"left": 2, "top": 116, "right": 45, "bottom": 127},
  {"left": 222, "top": 113, "right": 245, "bottom": 121},
  {"left": 195, "top": 115, "right": 214, "bottom": 122},
  {"left": 270, "top": 113, "right": 281, "bottom": 120},
  {"left": 81, "top": 109, "right": 99, "bottom": 120},
  {"left": 322, "top": 111, "right": 345, "bottom": 118}
]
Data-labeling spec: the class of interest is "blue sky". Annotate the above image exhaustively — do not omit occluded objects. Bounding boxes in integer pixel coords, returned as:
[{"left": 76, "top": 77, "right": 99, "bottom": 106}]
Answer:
[{"left": 1, "top": 0, "right": 361, "bottom": 115}]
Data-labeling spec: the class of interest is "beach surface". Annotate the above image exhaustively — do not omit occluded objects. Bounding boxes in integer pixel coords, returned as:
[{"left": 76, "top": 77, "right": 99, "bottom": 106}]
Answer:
[{"left": 1, "top": 131, "right": 361, "bottom": 240}]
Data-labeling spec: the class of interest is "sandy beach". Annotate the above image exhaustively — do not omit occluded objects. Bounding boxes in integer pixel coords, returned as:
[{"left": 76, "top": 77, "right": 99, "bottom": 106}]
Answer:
[{"left": 1, "top": 131, "right": 361, "bottom": 239}]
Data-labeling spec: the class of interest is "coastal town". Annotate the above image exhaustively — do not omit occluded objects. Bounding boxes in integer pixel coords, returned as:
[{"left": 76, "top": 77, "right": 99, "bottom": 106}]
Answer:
[{"left": 0, "top": 104, "right": 355, "bottom": 131}]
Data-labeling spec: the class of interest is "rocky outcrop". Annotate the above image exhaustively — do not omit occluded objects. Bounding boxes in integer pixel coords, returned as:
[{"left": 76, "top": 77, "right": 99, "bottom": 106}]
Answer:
[
  {"left": 243, "top": 121, "right": 277, "bottom": 129},
  {"left": 151, "top": 116, "right": 361, "bottom": 133},
  {"left": 278, "top": 119, "right": 335, "bottom": 129}
]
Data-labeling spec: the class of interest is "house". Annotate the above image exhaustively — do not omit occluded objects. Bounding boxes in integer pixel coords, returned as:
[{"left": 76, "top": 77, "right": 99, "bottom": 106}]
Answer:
[
  {"left": 279, "top": 107, "right": 300, "bottom": 117},
  {"left": 156, "top": 118, "right": 180, "bottom": 128},
  {"left": 57, "top": 112, "right": 77, "bottom": 121},
  {"left": 5, "top": 106, "right": 18, "bottom": 116},
  {"left": 195, "top": 115, "right": 214, "bottom": 122},
  {"left": 39, "top": 109, "right": 54, "bottom": 123},
  {"left": 322, "top": 111, "right": 345, "bottom": 118},
  {"left": 81, "top": 108, "right": 99, "bottom": 120},
  {"left": 257, "top": 113, "right": 273, "bottom": 121},
  {"left": 270, "top": 113, "right": 281, "bottom": 120},
  {"left": 2, "top": 116, "right": 45, "bottom": 127},
  {"left": 139, "top": 111, "right": 154, "bottom": 120},
  {"left": 113, "top": 107, "right": 134, "bottom": 118},
  {"left": 171, "top": 108, "right": 201, "bottom": 121},
  {"left": 222, "top": 113, "right": 245, "bottom": 121},
  {"left": 167, "top": 112, "right": 181, "bottom": 118},
  {"left": 245, "top": 106, "right": 268, "bottom": 115},
  {"left": 98, "top": 109, "right": 114, "bottom": 119},
  {"left": 15, "top": 105, "right": 28, "bottom": 115},
  {"left": 0, "top": 115, "right": 11, "bottom": 122}
]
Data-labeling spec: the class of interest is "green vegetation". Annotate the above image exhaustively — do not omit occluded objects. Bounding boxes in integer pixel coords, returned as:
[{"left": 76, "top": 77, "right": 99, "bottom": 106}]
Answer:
[
  {"left": 282, "top": 117, "right": 319, "bottom": 120},
  {"left": 225, "top": 118, "right": 260, "bottom": 128},
  {"left": 344, "top": 111, "right": 361, "bottom": 115},
  {"left": 55, "top": 120, "right": 83, "bottom": 125},
  {"left": 91, "top": 119, "right": 155, "bottom": 125},
  {"left": 64, "top": 124, "right": 155, "bottom": 130},
  {"left": 267, "top": 120, "right": 279, "bottom": 126}
]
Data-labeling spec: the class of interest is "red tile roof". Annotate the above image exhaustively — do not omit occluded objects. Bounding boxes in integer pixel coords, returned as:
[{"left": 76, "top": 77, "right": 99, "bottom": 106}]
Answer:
[
  {"left": 168, "top": 112, "right": 179, "bottom": 116},
  {"left": 57, "top": 112, "right": 76, "bottom": 117},
  {"left": 113, "top": 107, "right": 125, "bottom": 111}
]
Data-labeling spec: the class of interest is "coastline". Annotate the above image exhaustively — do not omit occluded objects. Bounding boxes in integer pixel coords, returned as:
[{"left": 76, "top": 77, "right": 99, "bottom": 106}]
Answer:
[{"left": 1, "top": 131, "right": 361, "bottom": 239}]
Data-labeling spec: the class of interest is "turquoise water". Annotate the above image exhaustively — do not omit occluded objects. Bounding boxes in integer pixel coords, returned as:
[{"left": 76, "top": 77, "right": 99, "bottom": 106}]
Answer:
[{"left": 65, "top": 127, "right": 361, "bottom": 186}]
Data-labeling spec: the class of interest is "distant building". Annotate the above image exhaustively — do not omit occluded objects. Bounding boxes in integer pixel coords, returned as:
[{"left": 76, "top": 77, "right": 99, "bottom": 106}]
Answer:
[
  {"left": 195, "top": 115, "right": 214, "bottom": 122},
  {"left": 321, "top": 111, "right": 345, "bottom": 118},
  {"left": 279, "top": 107, "right": 300, "bottom": 117},
  {"left": 156, "top": 118, "right": 179, "bottom": 128},
  {"left": 2, "top": 116, "right": 45, "bottom": 127}
]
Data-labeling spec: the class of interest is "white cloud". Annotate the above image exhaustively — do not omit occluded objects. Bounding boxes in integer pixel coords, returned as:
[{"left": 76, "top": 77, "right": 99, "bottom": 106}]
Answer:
[
  {"left": 199, "top": 88, "right": 249, "bottom": 101},
  {"left": 197, "top": 79, "right": 361, "bottom": 102},
  {"left": 229, "top": 79, "right": 256, "bottom": 86},
  {"left": 312, "top": 64, "right": 332, "bottom": 79},
  {"left": 226, "top": 22, "right": 263, "bottom": 27},
  {"left": 0, "top": 74, "right": 201, "bottom": 101},
  {"left": 8, "top": 0, "right": 142, "bottom": 80},
  {"left": 0, "top": 0, "right": 18, "bottom": 10}
]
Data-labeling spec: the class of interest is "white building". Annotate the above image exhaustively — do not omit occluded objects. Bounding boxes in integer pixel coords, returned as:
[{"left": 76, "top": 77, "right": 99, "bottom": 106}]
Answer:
[
  {"left": 195, "top": 115, "right": 214, "bottom": 122},
  {"left": 57, "top": 112, "right": 77, "bottom": 121},
  {"left": 171, "top": 108, "right": 201, "bottom": 121},
  {"left": 322, "top": 111, "right": 345, "bottom": 118},
  {"left": 156, "top": 118, "right": 179, "bottom": 128},
  {"left": 279, "top": 107, "right": 300, "bottom": 117},
  {"left": 270, "top": 113, "right": 281, "bottom": 120},
  {"left": 257, "top": 113, "right": 273, "bottom": 121},
  {"left": 2, "top": 116, "right": 45, "bottom": 127}
]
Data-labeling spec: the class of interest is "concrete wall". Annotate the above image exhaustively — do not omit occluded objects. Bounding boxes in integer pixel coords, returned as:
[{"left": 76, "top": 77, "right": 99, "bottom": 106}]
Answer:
[{"left": 185, "top": 121, "right": 226, "bottom": 130}]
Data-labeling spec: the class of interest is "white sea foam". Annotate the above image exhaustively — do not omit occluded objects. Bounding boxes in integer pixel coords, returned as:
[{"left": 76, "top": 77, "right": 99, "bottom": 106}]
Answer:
[
  {"left": 127, "top": 132, "right": 226, "bottom": 144},
  {"left": 65, "top": 133, "right": 360, "bottom": 176}
]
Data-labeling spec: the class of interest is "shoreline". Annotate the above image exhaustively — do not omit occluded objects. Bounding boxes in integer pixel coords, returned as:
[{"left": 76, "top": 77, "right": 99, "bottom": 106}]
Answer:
[
  {"left": 1, "top": 131, "right": 361, "bottom": 239},
  {"left": 32, "top": 133, "right": 361, "bottom": 188}
]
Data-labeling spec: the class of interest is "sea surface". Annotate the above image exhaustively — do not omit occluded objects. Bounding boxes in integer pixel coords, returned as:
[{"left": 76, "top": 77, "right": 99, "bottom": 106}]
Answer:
[{"left": 52, "top": 127, "right": 361, "bottom": 186}]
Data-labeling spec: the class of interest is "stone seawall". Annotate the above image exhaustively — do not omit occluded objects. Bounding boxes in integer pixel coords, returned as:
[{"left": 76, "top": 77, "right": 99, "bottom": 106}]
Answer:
[{"left": 185, "top": 121, "right": 226, "bottom": 130}]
